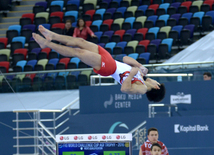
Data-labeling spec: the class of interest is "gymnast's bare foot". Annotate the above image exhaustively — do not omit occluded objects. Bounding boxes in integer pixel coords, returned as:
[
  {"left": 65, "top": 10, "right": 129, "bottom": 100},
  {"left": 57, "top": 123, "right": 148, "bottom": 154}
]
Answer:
[
  {"left": 38, "top": 25, "right": 55, "bottom": 41},
  {"left": 32, "top": 33, "right": 48, "bottom": 49}
]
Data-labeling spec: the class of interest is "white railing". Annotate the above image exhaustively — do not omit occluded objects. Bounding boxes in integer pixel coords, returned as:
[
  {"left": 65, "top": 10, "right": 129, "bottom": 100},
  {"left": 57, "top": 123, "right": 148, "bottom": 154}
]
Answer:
[{"left": 13, "top": 98, "right": 79, "bottom": 155}]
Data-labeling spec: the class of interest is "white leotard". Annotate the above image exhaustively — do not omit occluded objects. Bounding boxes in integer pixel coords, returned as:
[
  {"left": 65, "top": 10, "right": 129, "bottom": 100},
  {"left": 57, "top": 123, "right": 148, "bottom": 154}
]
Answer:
[{"left": 111, "top": 60, "right": 145, "bottom": 85}]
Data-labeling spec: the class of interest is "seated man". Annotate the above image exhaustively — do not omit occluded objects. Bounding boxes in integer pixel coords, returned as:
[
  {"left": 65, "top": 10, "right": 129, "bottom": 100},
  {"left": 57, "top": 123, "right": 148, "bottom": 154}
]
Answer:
[{"left": 32, "top": 25, "right": 165, "bottom": 102}]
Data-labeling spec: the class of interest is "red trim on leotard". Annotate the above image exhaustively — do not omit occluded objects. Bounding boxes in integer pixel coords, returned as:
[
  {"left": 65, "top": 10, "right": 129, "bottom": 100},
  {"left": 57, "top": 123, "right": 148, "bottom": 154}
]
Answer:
[{"left": 119, "top": 71, "right": 145, "bottom": 85}]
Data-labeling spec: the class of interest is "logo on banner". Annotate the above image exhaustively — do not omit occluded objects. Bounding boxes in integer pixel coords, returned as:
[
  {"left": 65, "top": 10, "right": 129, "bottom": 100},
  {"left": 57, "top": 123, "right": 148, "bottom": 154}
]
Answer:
[
  {"left": 170, "top": 92, "right": 191, "bottom": 104},
  {"left": 174, "top": 124, "right": 209, "bottom": 133},
  {"left": 104, "top": 95, "right": 113, "bottom": 108},
  {"left": 109, "top": 122, "right": 129, "bottom": 133},
  {"left": 60, "top": 136, "right": 69, "bottom": 140}
]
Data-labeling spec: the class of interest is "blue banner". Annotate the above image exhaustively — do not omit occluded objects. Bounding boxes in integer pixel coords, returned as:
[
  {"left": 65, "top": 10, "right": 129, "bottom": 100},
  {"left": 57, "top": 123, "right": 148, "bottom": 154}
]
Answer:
[
  {"left": 80, "top": 80, "right": 214, "bottom": 114},
  {"left": 146, "top": 115, "right": 214, "bottom": 154},
  {"left": 79, "top": 85, "right": 149, "bottom": 114},
  {"left": 69, "top": 112, "right": 147, "bottom": 134}
]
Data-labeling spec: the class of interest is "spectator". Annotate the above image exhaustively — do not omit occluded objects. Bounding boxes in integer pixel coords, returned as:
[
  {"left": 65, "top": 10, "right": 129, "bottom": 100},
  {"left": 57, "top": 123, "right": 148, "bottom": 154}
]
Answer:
[
  {"left": 203, "top": 72, "right": 212, "bottom": 81},
  {"left": 73, "top": 18, "right": 96, "bottom": 40},
  {"left": 139, "top": 127, "right": 169, "bottom": 155},
  {"left": 63, "top": 20, "right": 74, "bottom": 36},
  {"left": 150, "top": 143, "right": 162, "bottom": 155}
]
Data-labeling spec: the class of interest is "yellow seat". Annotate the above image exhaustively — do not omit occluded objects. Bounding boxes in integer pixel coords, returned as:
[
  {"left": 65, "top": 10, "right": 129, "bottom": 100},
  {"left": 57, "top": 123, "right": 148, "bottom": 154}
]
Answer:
[
  {"left": 84, "top": 0, "right": 97, "bottom": 8},
  {"left": 127, "top": 40, "right": 139, "bottom": 52},
  {"left": 0, "top": 49, "right": 11, "bottom": 61},
  {"left": 127, "top": 6, "right": 138, "bottom": 16},
  {"left": 160, "top": 26, "right": 171, "bottom": 38},
  {"left": 35, "top": 12, "right": 49, "bottom": 23},
  {"left": 114, "top": 18, "right": 125, "bottom": 29},
  {"left": 37, "top": 59, "right": 48, "bottom": 70},
  {"left": 136, "top": 16, "right": 147, "bottom": 27}
]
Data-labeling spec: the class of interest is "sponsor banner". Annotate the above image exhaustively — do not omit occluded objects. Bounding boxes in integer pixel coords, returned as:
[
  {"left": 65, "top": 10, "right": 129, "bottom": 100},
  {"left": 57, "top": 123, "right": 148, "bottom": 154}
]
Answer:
[
  {"left": 170, "top": 92, "right": 191, "bottom": 104},
  {"left": 56, "top": 134, "right": 132, "bottom": 143},
  {"left": 146, "top": 115, "right": 214, "bottom": 148},
  {"left": 80, "top": 80, "right": 214, "bottom": 114}
]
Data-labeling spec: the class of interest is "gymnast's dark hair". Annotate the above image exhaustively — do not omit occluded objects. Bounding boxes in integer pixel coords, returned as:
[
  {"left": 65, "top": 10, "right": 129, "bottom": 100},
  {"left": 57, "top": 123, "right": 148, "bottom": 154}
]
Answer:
[
  {"left": 151, "top": 143, "right": 162, "bottom": 151},
  {"left": 146, "top": 84, "right": 165, "bottom": 102}
]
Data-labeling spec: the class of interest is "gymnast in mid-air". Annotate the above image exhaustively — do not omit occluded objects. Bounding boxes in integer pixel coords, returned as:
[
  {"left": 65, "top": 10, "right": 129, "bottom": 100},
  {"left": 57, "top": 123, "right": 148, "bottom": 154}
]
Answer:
[{"left": 33, "top": 25, "right": 165, "bottom": 102}]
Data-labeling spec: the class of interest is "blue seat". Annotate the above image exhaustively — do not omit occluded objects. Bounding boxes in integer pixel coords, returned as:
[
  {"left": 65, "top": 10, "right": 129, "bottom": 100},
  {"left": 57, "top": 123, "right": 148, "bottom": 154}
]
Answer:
[
  {"left": 115, "top": 54, "right": 127, "bottom": 62},
  {"left": 193, "top": 11, "right": 205, "bottom": 25},
  {"left": 181, "top": 12, "right": 193, "bottom": 23},
  {"left": 12, "top": 36, "right": 26, "bottom": 48},
  {"left": 105, "top": 42, "right": 116, "bottom": 53},
  {"left": 95, "top": 9, "right": 106, "bottom": 19},
  {"left": 138, "top": 5, "right": 148, "bottom": 13},
  {"left": 70, "top": 57, "right": 80, "bottom": 68},
  {"left": 26, "top": 60, "right": 37, "bottom": 70},
  {"left": 8, "top": 25, "right": 21, "bottom": 35},
  {"left": 92, "top": 20, "right": 103, "bottom": 31},
  {"left": 113, "top": 0, "right": 122, "bottom": 7},
  {"left": 38, "top": 24, "right": 50, "bottom": 30},
  {"left": 98, "top": 43, "right": 105, "bottom": 48},
  {"left": 147, "top": 15, "right": 158, "bottom": 26},
  {"left": 48, "top": 58, "right": 59, "bottom": 69},
  {"left": 148, "top": 27, "right": 160, "bottom": 39},
  {"left": 170, "top": 14, "right": 181, "bottom": 24},
  {"left": 47, "top": 72, "right": 58, "bottom": 80},
  {"left": 159, "top": 3, "right": 170, "bottom": 13},
  {"left": 205, "top": 11, "right": 214, "bottom": 24},
  {"left": 128, "top": 53, "right": 139, "bottom": 60},
  {"left": 116, "top": 7, "right": 127, "bottom": 16},
  {"left": 35, "top": 73, "right": 47, "bottom": 81},
  {"left": 183, "top": 24, "right": 195, "bottom": 38},
  {"left": 171, "top": 25, "right": 183, "bottom": 37},
  {"left": 94, "top": 31, "right": 103, "bottom": 42},
  {"left": 158, "top": 14, "right": 170, "bottom": 25},
  {"left": 70, "top": 71, "right": 81, "bottom": 78},
  {"left": 161, "top": 38, "right": 173, "bottom": 53},
  {"left": 116, "top": 41, "right": 127, "bottom": 52},
  {"left": 58, "top": 72, "right": 69, "bottom": 78},
  {"left": 67, "top": 0, "right": 80, "bottom": 8},
  {"left": 16, "top": 60, "right": 27, "bottom": 71},
  {"left": 65, "top": 11, "right": 78, "bottom": 22},
  {"left": 124, "top": 17, "right": 135, "bottom": 29},
  {"left": 126, "top": 29, "right": 137, "bottom": 38},
  {"left": 139, "top": 53, "right": 150, "bottom": 64},
  {"left": 51, "top": 1, "right": 64, "bottom": 11},
  {"left": 72, "top": 22, "right": 77, "bottom": 27},
  {"left": 22, "top": 24, "right": 36, "bottom": 32}
]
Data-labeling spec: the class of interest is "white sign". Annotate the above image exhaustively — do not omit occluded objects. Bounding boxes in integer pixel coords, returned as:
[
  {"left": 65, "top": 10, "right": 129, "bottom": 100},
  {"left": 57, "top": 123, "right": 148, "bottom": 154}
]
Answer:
[
  {"left": 56, "top": 133, "right": 132, "bottom": 143},
  {"left": 170, "top": 92, "right": 191, "bottom": 104},
  {"left": 174, "top": 124, "right": 209, "bottom": 133}
]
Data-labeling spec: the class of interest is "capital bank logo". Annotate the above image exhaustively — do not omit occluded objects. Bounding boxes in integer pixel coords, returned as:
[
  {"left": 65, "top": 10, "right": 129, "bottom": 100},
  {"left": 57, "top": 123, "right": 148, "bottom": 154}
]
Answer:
[
  {"left": 174, "top": 124, "right": 209, "bottom": 133},
  {"left": 174, "top": 124, "right": 180, "bottom": 133},
  {"left": 108, "top": 121, "right": 129, "bottom": 133},
  {"left": 170, "top": 92, "right": 191, "bottom": 104},
  {"left": 104, "top": 95, "right": 113, "bottom": 108}
]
